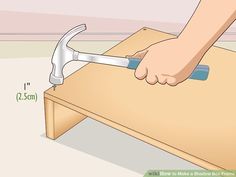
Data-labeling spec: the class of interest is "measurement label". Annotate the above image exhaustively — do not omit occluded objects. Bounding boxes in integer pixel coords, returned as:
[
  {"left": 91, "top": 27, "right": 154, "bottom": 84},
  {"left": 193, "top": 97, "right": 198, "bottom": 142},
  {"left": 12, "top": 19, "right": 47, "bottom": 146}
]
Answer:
[
  {"left": 24, "top": 82, "right": 30, "bottom": 90},
  {"left": 16, "top": 82, "right": 38, "bottom": 103},
  {"left": 16, "top": 92, "right": 38, "bottom": 102}
]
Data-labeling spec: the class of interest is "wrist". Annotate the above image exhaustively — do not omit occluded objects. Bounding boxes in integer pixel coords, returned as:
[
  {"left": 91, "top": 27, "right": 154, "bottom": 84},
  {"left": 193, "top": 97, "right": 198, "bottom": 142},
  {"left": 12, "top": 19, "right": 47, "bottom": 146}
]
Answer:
[{"left": 177, "top": 35, "right": 207, "bottom": 62}]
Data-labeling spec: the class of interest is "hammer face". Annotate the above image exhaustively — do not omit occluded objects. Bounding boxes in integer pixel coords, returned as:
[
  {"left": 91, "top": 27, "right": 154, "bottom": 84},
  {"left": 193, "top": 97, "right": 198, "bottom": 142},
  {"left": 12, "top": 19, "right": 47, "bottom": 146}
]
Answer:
[{"left": 49, "top": 72, "right": 64, "bottom": 85}]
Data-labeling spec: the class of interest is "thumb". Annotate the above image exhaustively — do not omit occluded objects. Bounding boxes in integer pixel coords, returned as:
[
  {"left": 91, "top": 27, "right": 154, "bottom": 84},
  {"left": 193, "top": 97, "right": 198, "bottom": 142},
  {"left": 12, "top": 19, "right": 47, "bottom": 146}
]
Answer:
[{"left": 127, "top": 49, "right": 148, "bottom": 59}]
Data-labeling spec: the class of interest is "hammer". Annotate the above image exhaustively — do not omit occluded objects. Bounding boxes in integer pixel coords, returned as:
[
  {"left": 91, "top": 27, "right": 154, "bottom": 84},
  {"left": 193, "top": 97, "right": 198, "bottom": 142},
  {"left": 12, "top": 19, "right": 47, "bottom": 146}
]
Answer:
[{"left": 49, "top": 24, "right": 209, "bottom": 90}]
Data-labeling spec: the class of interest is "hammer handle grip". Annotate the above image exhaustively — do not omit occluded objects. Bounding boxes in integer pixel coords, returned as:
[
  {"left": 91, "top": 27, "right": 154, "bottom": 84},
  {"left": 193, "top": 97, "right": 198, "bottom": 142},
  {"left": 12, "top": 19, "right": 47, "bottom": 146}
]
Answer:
[{"left": 127, "top": 58, "right": 209, "bottom": 81}]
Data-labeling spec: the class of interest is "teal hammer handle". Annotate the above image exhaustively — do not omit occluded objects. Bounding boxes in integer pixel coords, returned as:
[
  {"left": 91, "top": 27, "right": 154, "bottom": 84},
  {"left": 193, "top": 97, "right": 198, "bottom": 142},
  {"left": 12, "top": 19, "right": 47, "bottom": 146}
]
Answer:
[{"left": 127, "top": 58, "right": 209, "bottom": 81}]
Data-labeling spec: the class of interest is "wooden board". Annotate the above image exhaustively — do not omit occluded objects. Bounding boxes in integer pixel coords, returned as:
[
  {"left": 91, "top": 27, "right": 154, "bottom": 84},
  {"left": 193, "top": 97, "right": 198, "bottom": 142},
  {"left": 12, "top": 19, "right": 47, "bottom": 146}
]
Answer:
[{"left": 44, "top": 27, "right": 236, "bottom": 170}]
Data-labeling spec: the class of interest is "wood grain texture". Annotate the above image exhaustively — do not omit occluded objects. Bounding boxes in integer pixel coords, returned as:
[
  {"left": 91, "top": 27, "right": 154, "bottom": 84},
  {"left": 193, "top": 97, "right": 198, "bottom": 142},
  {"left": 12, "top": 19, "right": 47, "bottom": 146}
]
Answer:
[{"left": 44, "top": 27, "right": 236, "bottom": 169}]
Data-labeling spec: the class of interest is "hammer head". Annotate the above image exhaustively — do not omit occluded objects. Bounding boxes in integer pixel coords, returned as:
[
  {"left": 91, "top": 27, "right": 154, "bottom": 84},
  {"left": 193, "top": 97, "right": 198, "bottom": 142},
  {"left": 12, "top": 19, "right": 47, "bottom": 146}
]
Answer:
[{"left": 49, "top": 24, "right": 87, "bottom": 86}]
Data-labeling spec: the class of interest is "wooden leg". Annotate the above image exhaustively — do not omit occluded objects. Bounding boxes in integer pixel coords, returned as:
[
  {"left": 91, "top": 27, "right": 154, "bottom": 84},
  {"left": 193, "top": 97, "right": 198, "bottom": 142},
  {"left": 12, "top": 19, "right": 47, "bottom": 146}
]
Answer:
[{"left": 44, "top": 98, "right": 87, "bottom": 139}]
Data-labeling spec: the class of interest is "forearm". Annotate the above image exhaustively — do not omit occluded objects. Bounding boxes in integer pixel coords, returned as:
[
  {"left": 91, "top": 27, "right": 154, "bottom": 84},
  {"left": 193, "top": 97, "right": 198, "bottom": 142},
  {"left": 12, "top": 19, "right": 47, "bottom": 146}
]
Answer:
[
  {"left": 178, "top": 0, "right": 236, "bottom": 58},
  {"left": 133, "top": 0, "right": 236, "bottom": 85}
]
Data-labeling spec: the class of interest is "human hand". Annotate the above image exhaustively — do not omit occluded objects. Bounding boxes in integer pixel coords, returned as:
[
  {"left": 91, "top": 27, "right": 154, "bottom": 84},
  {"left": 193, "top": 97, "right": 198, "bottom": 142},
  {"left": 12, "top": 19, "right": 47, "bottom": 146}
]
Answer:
[{"left": 131, "top": 38, "right": 204, "bottom": 86}]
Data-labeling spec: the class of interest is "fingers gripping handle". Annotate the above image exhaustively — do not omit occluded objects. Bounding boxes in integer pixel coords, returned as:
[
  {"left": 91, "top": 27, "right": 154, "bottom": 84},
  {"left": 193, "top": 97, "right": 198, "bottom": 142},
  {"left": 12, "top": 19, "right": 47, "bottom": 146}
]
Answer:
[{"left": 127, "top": 58, "right": 209, "bottom": 81}]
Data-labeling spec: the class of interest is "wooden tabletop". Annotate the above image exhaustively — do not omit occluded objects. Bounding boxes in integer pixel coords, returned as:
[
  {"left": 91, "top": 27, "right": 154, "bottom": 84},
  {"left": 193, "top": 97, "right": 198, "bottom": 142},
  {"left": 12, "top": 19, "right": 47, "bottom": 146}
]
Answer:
[{"left": 45, "top": 27, "right": 236, "bottom": 170}]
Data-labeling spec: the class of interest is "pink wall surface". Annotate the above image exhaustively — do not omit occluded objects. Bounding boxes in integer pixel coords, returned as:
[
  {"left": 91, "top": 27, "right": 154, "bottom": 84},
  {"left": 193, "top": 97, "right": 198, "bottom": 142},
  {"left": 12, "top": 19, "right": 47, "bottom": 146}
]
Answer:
[{"left": 0, "top": 0, "right": 235, "bottom": 41}]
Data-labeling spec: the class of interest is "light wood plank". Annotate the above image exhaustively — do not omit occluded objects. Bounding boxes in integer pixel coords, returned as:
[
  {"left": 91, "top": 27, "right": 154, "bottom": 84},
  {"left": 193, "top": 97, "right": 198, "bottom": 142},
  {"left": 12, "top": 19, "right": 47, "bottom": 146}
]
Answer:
[
  {"left": 44, "top": 98, "right": 87, "bottom": 139},
  {"left": 44, "top": 27, "right": 236, "bottom": 169}
]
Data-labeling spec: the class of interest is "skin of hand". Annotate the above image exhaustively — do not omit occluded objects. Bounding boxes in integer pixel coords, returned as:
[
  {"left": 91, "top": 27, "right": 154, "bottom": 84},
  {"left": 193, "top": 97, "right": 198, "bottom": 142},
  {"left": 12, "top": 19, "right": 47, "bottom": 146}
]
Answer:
[
  {"left": 132, "top": 38, "right": 204, "bottom": 86},
  {"left": 132, "top": 0, "right": 236, "bottom": 86}
]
